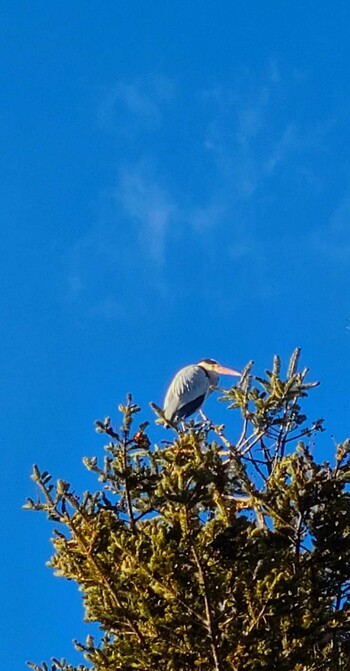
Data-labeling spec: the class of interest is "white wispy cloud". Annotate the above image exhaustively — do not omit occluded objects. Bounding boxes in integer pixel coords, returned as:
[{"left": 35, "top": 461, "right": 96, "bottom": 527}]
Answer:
[
  {"left": 201, "top": 71, "right": 326, "bottom": 203},
  {"left": 263, "top": 124, "right": 298, "bottom": 175},
  {"left": 117, "top": 161, "right": 176, "bottom": 265},
  {"left": 200, "top": 71, "right": 276, "bottom": 199},
  {"left": 98, "top": 75, "right": 174, "bottom": 133},
  {"left": 66, "top": 67, "right": 334, "bottom": 316}
]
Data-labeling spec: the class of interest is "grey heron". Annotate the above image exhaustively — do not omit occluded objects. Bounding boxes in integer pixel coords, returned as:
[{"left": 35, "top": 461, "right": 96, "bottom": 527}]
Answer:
[{"left": 163, "top": 358, "right": 241, "bottom": 424}]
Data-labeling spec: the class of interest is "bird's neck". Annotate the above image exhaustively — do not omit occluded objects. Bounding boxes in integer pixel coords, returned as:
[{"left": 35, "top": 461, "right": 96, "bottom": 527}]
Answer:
[
  {"left": 198, "top": 366, "right": 218, "bottom": 387},
  {"left": 198, "top": 365, "right": 210, "bottom": 379}
]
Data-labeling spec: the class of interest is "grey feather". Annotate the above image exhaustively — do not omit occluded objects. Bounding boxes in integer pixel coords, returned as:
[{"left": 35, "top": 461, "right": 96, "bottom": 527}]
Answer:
[{"left": 164, "top": 365, "right": 214, "bottom": 422}]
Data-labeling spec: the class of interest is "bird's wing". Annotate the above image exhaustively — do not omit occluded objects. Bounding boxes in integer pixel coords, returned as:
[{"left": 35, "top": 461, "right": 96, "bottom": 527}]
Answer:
[{"left": 164, "top": 365, "right": 209, "bottom": 421}]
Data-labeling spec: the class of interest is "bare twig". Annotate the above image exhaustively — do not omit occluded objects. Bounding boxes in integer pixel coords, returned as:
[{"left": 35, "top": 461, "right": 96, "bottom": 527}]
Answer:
[
  {"left": 192, "top": 548, "right": 223, "bottom": 671},
  {"left": 122, "top": 434, "right": 137, "bottom": 534}
]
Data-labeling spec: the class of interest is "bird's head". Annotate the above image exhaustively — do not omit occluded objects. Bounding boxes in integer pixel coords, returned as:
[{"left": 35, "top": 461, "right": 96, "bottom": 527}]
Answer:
[{"left": 197, "top": 358, "right": 241, "bottom": 385}]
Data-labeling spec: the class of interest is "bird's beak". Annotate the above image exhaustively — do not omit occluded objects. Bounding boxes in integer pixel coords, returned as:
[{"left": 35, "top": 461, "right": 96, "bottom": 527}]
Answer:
[{"left": 215, "top": 364, "right": 241, "bottom": 377}]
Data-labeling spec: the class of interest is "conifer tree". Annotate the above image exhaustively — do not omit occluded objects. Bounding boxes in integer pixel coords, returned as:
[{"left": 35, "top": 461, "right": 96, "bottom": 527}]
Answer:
[{"left": 25, "top": 350, "right": 350, "bottom": 671}]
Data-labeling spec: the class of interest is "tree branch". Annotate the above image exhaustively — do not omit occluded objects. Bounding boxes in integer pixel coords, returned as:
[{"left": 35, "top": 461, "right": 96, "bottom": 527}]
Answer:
[{"left": 192, "top": 548, "right": 223, "bottom": 671}]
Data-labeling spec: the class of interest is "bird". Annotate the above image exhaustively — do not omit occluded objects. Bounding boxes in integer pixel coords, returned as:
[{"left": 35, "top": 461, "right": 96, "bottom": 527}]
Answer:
[{"left": 163, "top": 358, "right": 241, "bottom": 424}]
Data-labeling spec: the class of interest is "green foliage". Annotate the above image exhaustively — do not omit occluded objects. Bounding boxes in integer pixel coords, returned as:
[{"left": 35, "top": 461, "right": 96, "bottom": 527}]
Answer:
[{"left": 25, "top": 351, "right": 350, "bottom": 671}]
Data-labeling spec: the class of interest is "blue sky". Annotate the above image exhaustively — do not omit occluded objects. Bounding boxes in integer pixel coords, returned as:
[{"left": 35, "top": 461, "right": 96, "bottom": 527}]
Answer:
[{"left": 2, "top": 2, "right": 350, "bottom": 668}]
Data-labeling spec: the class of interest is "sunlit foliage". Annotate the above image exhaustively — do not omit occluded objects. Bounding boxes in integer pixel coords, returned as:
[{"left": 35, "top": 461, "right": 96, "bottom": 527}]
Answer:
[{"left": 25, "top": 350, "right": 350, "bottom": 671}]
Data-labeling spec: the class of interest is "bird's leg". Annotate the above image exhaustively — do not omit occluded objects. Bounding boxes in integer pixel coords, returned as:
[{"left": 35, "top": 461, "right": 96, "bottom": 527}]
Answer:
[{"left": 199, "top": 409, "right": 212, "bottom": 425}]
